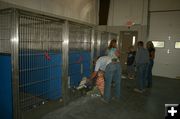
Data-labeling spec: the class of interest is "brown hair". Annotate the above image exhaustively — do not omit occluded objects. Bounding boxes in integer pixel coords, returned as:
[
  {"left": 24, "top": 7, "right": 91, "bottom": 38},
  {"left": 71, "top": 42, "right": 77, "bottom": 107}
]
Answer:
[
  {"left": 137, "top": 41, "right": 144, "bottom": 47},
  {"left": 146, "top": 41, "right": 154, "bottom": 49},
  {"left": 108, "top": 39, "right": 117, "bottom": 49}
]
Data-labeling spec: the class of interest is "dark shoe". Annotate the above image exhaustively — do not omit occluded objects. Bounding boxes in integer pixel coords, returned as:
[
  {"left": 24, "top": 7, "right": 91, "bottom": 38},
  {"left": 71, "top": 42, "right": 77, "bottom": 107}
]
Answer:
[
  {"left": 147, "top": 85, "right": 152, "bottom": 88},
  {"left": 111, "top": 97, "right": 121, "bottom": 103},
  {"left": 101, "top": 98, "right": 109, "bottom": 103}
]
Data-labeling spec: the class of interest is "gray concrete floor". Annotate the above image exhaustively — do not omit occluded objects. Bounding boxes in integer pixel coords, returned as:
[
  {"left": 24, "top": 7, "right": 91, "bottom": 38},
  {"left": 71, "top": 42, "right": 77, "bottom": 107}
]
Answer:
[{"left": 40, "top": 76, "right": 180, "bottom": 119}]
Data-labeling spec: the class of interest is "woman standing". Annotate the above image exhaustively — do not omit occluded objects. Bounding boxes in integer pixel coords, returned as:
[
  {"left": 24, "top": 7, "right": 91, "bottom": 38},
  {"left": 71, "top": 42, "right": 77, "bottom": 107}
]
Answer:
[
  {"left": 107, "top": 39, "right": 120, "bottom": 61},
  {"left": 146, "top": 41, "right": 155, "bottom": 88}
]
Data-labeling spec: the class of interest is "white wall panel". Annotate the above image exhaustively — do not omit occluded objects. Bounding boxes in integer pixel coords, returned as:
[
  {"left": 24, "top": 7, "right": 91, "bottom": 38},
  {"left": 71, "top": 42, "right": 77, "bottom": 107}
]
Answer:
[
  {"left": 108, "top": 0, "right": 148, "bottom": 26},
  {"left": 0, "top": 0, "right": 98, "bottom": 24},
  {"left": 150, "top": 0, "right": 180, "bottom": 11},
  {"left": 149, "top": 11, "right": 180, "bottom": 78}
]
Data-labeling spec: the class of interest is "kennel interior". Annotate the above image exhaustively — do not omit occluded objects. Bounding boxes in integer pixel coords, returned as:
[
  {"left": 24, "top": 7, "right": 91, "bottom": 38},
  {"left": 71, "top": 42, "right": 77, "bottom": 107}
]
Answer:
[
  {"left": 0, "top": 8, "right": 64, "bottom": 119},
  {"left": 99, "top": 32, "right": 109, "bottom": 56},
  {"left": 68, "top": 24, "right": 92, "bottom": 87},
  {"left": 0, "top": 8, "right": 94, "bottom": 119},
  {"left": 93, "top": 31, "right": 99, "bottom": 59},
  {"left": 0, "top": 9, "right": 13, "bottom": 119},
  {"left": 99, "top": 32, "right": 119, "bottom": 56}
]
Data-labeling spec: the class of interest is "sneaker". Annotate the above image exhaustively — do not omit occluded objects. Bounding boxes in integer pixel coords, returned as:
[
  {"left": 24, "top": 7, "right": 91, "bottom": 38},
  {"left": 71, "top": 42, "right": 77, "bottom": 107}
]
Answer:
[{"left": 134, "top": 88, "right": 143, "bottom": 93}]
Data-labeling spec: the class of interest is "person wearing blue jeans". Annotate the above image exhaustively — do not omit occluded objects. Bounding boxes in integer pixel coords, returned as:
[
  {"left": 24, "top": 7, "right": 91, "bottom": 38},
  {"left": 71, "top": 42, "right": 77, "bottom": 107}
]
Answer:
[
  {"left": 146, "top": 59, "right": 154, "bottom": 87},
  {"left": 134, "top": 41, "right": 149, "bottom": 93},
  {"left": 146, "top": 41, "right": 155, "bottom": 88},
  {"left": 104, "top": 62, "right": 121, "bottom": 102},
  {"left": 101, "top": 39, "right": 121, "bottom": 102},
  {"left": 136, "top": 63, "right": 147, "bottom": 91}
]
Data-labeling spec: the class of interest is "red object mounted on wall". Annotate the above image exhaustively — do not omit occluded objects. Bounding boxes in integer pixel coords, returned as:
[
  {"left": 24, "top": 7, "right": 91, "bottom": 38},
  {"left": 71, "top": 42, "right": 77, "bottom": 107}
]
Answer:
[
  {"left": 76, "top": 55, "right": 83, "bottom": 64},
  {"left": 126, "top": 20, "right": 133, "bottom": 29},
  {"left": 45, "top": 51, "right": 51, "bottom": 61}
]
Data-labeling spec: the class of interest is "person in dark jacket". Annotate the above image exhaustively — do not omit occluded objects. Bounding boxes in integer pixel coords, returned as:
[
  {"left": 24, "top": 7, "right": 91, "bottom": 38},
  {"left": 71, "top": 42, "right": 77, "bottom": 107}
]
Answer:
[{"left": 145, "top": 41, "right": 155, "bottom": 88}]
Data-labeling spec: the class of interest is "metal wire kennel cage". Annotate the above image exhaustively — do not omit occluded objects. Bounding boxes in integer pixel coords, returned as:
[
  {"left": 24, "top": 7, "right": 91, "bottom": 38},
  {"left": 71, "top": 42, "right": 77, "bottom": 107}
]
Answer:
[
  {"left": 0, "top": 8, "right": 66, "bottom": 119},
  {"left": 99, "top": 32, "right": 119, "bottom": 56},
  {"left": 0, "top": 8, "right": 119, "bottom": 119}
]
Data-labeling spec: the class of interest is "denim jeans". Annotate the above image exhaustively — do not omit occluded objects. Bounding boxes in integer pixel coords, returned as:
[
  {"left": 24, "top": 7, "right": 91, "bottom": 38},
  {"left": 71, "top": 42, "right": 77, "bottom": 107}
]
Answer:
[
  {"left": 146, "top": 59, "right": 154, "bottom": 88},
  {"left": 136, "top": 63, "right": 147, "bottom": 90},
  {"left": 104, "top": 62, "right": 121, "bottom": 102},
  {"left": 127, "top": 65, "right": 135, "bottom": 76}
]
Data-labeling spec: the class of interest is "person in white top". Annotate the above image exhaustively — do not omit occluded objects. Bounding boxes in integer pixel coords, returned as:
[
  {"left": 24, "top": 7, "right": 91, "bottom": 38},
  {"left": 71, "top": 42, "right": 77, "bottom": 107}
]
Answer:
[
  {"left": 87, "top": 56, "right": 112, "bottom": 96},
  {"left": 88, "top": 54, "right": 122, "bottom": 103}
]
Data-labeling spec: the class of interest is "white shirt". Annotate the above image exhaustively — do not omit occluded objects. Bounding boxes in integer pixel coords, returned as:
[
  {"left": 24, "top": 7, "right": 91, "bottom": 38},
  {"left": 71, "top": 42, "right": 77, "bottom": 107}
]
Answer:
[{"left": 94, "top": 56, "right": 112, "bottom": 71}]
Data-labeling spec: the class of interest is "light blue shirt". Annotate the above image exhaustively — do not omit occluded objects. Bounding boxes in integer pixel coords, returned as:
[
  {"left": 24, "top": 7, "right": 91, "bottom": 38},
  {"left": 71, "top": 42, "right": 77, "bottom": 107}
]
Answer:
[
  {"left": 94, "top": 56, "right": 112, "bottom": 71},
  {"left": 107, "top": 48, "right": 116, "bottom": 58},
  {"left": 107, "top": 48, "right": 120, "bottom": 62}
]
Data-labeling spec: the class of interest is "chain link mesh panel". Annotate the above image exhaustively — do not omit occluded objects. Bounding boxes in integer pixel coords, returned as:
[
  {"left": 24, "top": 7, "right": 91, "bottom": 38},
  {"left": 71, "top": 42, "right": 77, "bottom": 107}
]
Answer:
[
  {"left": 68, "top": 23, "right": 92, "bottom": 88},
  {"left": 0, "top": 8, "right": 97, "bottom": 116},
  {"left": 100, "top": 32, "right": 109, "bottom": 56},
  {"left": 0, "top": 10, "right": 11, "bottom": 53},
  {"left": 93, "top": 31, "right": 98, "bottom": 58},
  {"left": 110, "top": 33, "right": 118, "bottom": 40},
  {"left": 18, "top": 12, "right": 63, "bottom": 111}
]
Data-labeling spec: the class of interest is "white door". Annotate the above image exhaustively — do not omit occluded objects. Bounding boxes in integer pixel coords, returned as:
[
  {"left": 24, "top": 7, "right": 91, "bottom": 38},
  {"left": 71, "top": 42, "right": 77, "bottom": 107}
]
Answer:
[{"left": 149, "top": 11, "right": 180, "bottom": 79}]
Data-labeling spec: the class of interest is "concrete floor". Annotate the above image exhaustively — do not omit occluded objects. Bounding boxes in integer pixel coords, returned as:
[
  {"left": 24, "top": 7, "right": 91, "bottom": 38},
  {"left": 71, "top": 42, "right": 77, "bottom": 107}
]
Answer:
[{"left": 40, "top": 76, "right": 180, "bottom": 119}]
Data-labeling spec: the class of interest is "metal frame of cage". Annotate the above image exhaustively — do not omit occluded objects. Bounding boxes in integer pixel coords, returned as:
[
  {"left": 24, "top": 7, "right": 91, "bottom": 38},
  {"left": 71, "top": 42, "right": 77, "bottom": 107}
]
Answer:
[
  {"left": 67, "top": 23, "right": 93, "bottom": 99},
  {"left": 98, "top": 32, "right": 119, "bottom": 56},
  {"left": 108, "top": 32, "right": 120, "bottom": 49},
  {"left": 99, "top": 31, "right": 108, "bottom": 56},
  {"left": 0, "top": 8, "right": 66, "bottom": 119},
  {"left": 0, "top": 8, "right": 119, "bottom": 119}
]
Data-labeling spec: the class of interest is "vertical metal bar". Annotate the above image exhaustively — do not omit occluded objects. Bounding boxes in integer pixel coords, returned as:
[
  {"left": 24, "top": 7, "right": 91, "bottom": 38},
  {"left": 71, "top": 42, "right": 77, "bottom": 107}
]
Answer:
[
  {"left": 119, "top": 31, "right": 123, "bottom": 51},
  {"left": 83, "top": 29, "right": 87, "bottom": 51},
  {"left": 19, "top": 15, "right": 22, "bottom": 110},
  {"left": 11, "top": 9, "right": 20, "bottom": 119},
  {"left": 62, "top": 20, "right": 69, "bottom": 105},
  {"left": 108, "top": 32, "right": 111, "bottom": 46},
  {"left": 90, "top": 29, "right": 95, "bottom": 71},
  {"left": 147, "top": 0, "right": 151, "bottom": 38},
  {"left": 97, "top": 31, "right": 101, "bottom": 56},
  {"left": 116, "top": 34, "right": 120, "bottom": 49}
]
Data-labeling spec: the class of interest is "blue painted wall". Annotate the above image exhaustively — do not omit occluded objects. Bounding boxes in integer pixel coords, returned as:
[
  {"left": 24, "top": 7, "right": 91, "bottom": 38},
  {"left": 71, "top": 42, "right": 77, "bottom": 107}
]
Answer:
[
  {"left": 0, "top": 54, "right": 12, "bottom": 119},
  {"left": 0, "top": 51, "right": 91, "bottom": 119},
  {"left": 19, "top": 51, "right": 62, "bottom": 100},
  {"left": 69, "top": 51, "right": 91, "bottom": 87}
]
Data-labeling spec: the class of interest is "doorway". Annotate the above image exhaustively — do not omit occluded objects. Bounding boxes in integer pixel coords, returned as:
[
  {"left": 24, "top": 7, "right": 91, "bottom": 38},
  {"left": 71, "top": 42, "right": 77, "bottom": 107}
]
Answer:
[{"left": 120, "top": 31, "right": 138, "bottom": 74}]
